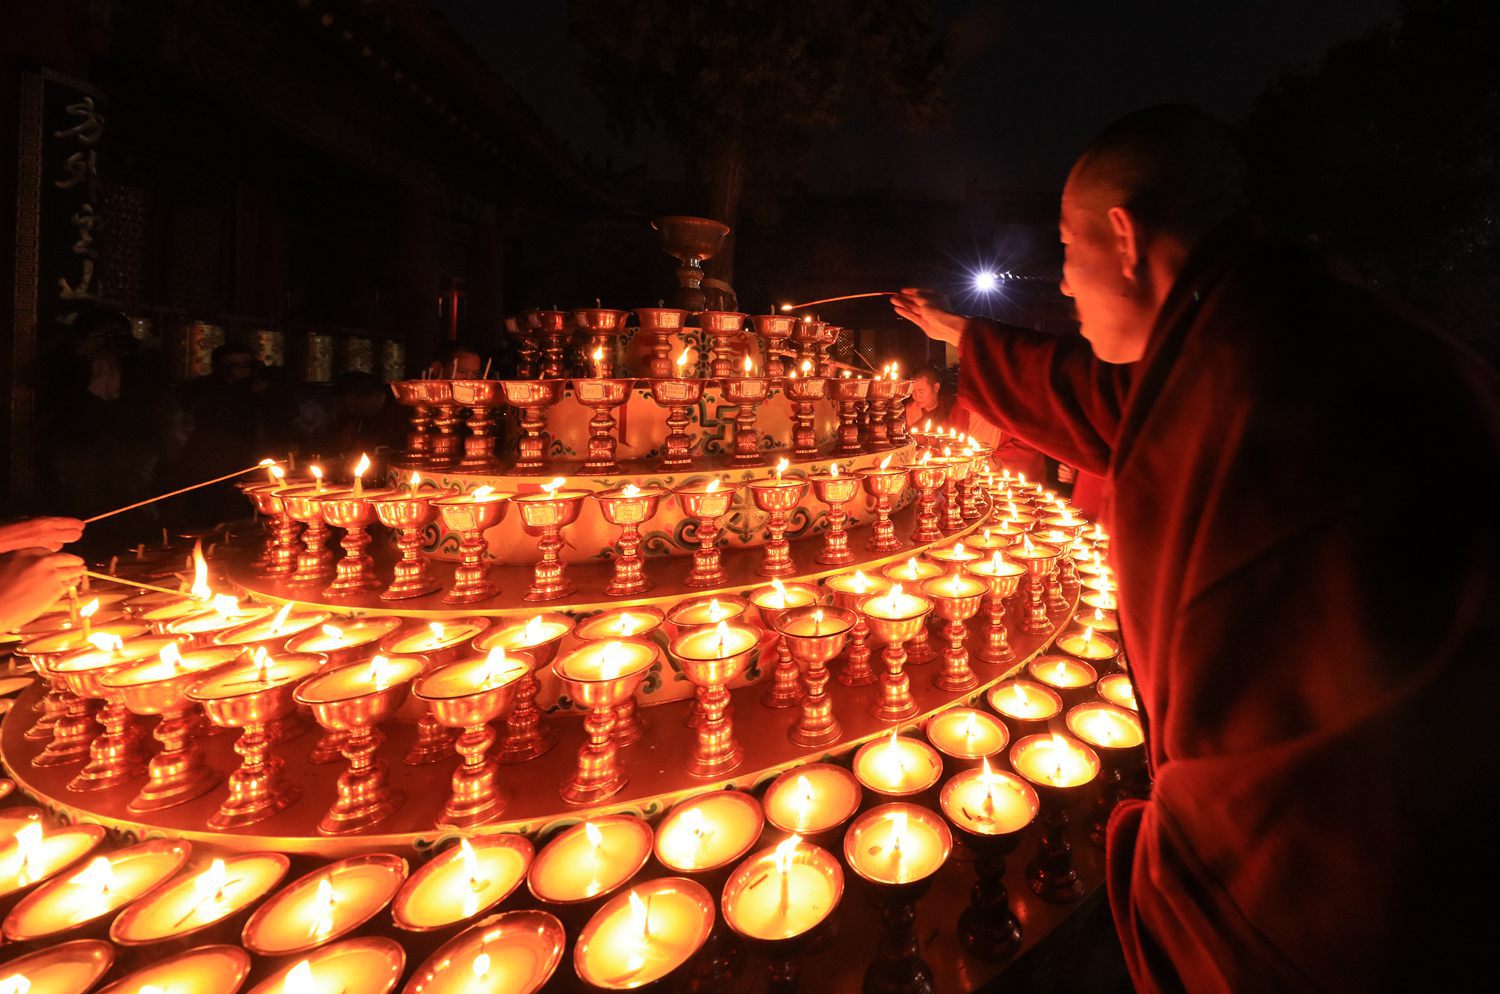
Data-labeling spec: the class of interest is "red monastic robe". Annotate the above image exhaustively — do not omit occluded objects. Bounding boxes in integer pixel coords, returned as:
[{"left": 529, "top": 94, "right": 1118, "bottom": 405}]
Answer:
[{"left": 958, "top": 217, "right": 1500, "bottom": 992}]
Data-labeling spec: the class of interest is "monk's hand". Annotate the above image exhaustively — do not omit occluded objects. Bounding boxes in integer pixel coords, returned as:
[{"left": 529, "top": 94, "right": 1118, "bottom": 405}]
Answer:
[
  {"left": 891, "top": 288, "right": 966, "bottom": 347},
  {"left": 0, "top": 516, "right": 85, "bottom": 554},
  {"left": 0, "top": 549, "right": 87, "bottom": 632}
]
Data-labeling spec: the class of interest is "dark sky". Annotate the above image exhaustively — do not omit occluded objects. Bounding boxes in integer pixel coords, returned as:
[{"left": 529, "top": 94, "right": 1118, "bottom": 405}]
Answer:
[{"left": 436, "top": 0, "right": 1399, "bottom": 196}]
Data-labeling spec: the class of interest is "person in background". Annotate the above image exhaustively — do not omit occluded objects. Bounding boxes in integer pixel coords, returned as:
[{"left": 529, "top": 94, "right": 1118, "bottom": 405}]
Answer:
[
  {"left": 318, "top": 371, "right": 407, "bottom": 457},
  {"left": 893, "top": 104, "right": 1499, "bottom": 993},
  {"left": 905, "top": 365, "right": 955, "bottom": 429},
  {"left": 428, "top": 342, "right": 484, "bottom": 379}
]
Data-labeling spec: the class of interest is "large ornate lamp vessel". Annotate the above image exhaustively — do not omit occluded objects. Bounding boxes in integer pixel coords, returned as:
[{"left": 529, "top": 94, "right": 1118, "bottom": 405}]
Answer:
[
  {"left": 858, "top": 585, "right": 933, "bottom": 722},
  {"left": 413, "top": 649, "right": 529, "bottom": 827},
  {"left": 636, "top": 307, "right": 690, "bottom": 377},
  {"left": 783, "top": 371, "right": 827, "bottom": 458},
  {"left": 775, "top": 605, "right": 857, "bottom": 747},
  {"left": 668, "top": 621, "right": 760, "bottom": 777},
  {"left": 553, "top": 638, "right": 657, "bottom": 803},
  {"left": 858, "top": 457, "right": 908, "bottom": 554},
  {"left": 295, "top": 654, "right": 425, "bottom": 835},
  {"left": 648, "top": 358, "right": 706, "bottom": 470},
  {"left": 369, "top": 488, "right": 441, "bottom": 600},
  {"left": 675, "top": 478, "right": 743, "bottom": 587},
  {"left": 722, "top": 364, "right": 772, "bottom": 466},
  {"left": 189, "top": 649, "right": 322, "bottom": 829},
  {"left": 513, "top": 480, "right": 589, "bottom": 601},
  {"left": 749, "top": 460, "right": 809, "bottom": 577},
  {"left": 573, "top": 376, "right": 634, "bottom": 475},
  {"left": 451, "top": 379, "right": 505, "bottom": 471},
  {"left": 474, "top": 613, "right": 574, "bottom": 762},
  {"left": 810, "top": 465, "right": 860, "bottom": 566},
  {"left": 593, "top": 483, "right": 668, "bottom": 596},
  {"left": 499, "top": 379, "right": 564, "bottom": 472},
  {"left": 652, "top": 215, "right": 729, "bottom": 311},
  {"left": 433, "top": 488, "right": 509, "bottom": 603}
]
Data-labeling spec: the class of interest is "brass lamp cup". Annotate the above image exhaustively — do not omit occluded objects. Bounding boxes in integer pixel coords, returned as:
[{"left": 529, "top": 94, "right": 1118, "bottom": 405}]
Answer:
[
  {"left": 919, "top": 576, "right": 987, "bottom": 692},
  {"left": 53, "top": 636, "right": 178, "bottom": 792},
  {"left": 907, "top": 462, "right": 949, "bottom": 543},
  {"left": 573, "top": 308, "right": 632, "bottom": 378},
  {"left": 451, "top": 379, "right": 506, "bottom": 471},
  {"left": 377, "top": 617, "right": 492, "bottom": 766},
  {"left": 776, "top": 605, "right": 857, "bottom": 748},
  {"left": 370, "top": 492, "right": 441, "bottom": 600},
  {"left": 828, "top": 579, "right": 890, "bottom": 688},
  {"left": 748, "top": 477, "right": 811, "bottom": 577},
  {"left": 391, "top": 380, "right": 435, "bottom": 467},
  {"left": 593, "top": 486, "right": 667, "bottom": 596},
  {"left": 960, "top": 451, "right": 993, "bottom": 521},
  {"left": 276, "top": 485, "right": 345, "bottom": 585},
  {"left": 939, "top": 771, "right": 1040, "bottom": 962},
  {"left": 17, "top": 647, "right": 66, "bottom": 744},
  {"left": 654, "top": 216, "right": 729, "bottom": 310},
  {"left": 964, "top": 560, "right": 1026, "bottom": 663},
  {"left": 811, "top": 473, "right": 861, "bottom": 566},
  {"left": 243, "top": 482, "right": 296, "bottom": 576},
  {"left": 1010, "top": 734, "right": 1101, "bottom": 904},
  {"left": 190, "top": 652, "right": 324, "bottom": 829},
  {"left": 939, "top": 455, "right": 971, "bottom": 531},
  {"left": 783, "top": 376, "right": 828, "bottom": 457},
  {"left": 433, "top": 492, "right": 510, "bottom": 604},
  {"left": 571, "top": 377, "right": 635, "bottom": 475},
  {"left": 411, "top": 379, "right": 463, "bottom": 468},
  {"left": 752, "top": 582, "right": 825, "bottom": 709},
  {"left": 21, "top": 650, "right": 93, "bottom": 764},
  {"left": 553, "top": 640, "right": 656, "bottom": 804},
  {"left": 636, "top": 307, "right": 691, "bottom": 378},
  {"left": 473, "top": 615, "right": 573, "bottom": 763},
  {"left": 857, "top": 593, "right": 934, "bottom": 722},
  {"left": 722, "top": 840, "right": 846, "bottom": 992},
  {"left": 315, "top": 490, "right": 388, "bottom": 598},
  {"left": 674, "top": 480, "right": 744, "bottom": 587},
  {"left": 295, "top": 659, "right": 420, "bottom": 835},
  {"left": 831, "top": 377, "right": 872, "bottom": 454},
  {"left": 749, "top": 313, "right": 797, "bottom": 378},
  {"left": 499, "top": 379, "right": 565, "bottom": 473},
  {"left": 1011, "top": 543, "right": 1063, "bottom": 634},
  {"left": 864, "top": 379, "right": 900, "bottom": 449},
  {"left": 415, "top": 652, "right": 530, "bottom": 827},
  {"left": 532, "top": 309, "right": 574, "bottom": 378},
  {"left": 647, "top": 377, "right": 706, "bottom": 470},
  {"left": 858, "top": 467, "right": 909, "bottom": 553},
  {"left": 102, "top": 646, "right": 243, "bottom": 812},
  {"left": 668, "top": 630, "right": 757, "bottom": 777},
  {"left": 888, "top": 380, "right": 914, "bottom": 445},
  {"left": 791, "top": 318, "right": 822, "bottom": 371},
  {"left": 721, "top": 375, "right": 772, "bottom": 466},
  {"left": 514, "top": 490, "right": 589, "bottom": 601},
  {"left": 844, "top": 804, "right": 953, "bottom": 994},
  {"left": 700, "top": 310, "right": 747, "bottom": 378}
]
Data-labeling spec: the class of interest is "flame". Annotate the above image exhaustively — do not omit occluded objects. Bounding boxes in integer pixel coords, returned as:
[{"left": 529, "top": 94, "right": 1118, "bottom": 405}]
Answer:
[
  {"left": 830, "top": 463, "right": 840, "bottom": 478},
  {"left": 196, "top": 858, "right": 229, "bottom": 902},
  {"left": 271, "top": 464, "right": 286, "bottom": 482},
  {"left": 795, "top": 775, "right": 815, "bottom": 826},
  {"left": 811, "top": 608, "right": 824, "bottom": 634},
  {"left": 598, "top": 641, "right": 627, "bottom": 680},
  {"left": 80, "top": 597, "right": 100, "bottom": 620},
  {"left": 320, "top": 623, "right": 345, "bottom": 643},
  {"left": 953, "top": 542, "right": 966, "bottom": 557},
  {"left": 87, "top": 632, "right": 124, "bottom": 654},
  {"left": 775, "top": 457, "right": 789, "bottom": 480},
  {"left": 706, "top": 599, "right": 727, "bottom": 623},
  {"left": 74, "top": 856, "right": 113, "bottom": 897},
  {"left": 1082, "top": 626, "right": 1095, "bottom": 646},
  {"left": 743, "top": 354, "right": 753, "bottom": 374},
  {"left": 628, "top": 889, "right": 651, "bottom": 938},
  {"left": 1012, "top": 683, "right": 1028, "bottom": 707},
  {"left": 310, "top": 878, "right": 337, "bottom": 938},
  {"left": 614, "top": 612, "right": 638, "bottom": 637},
  {"left": 676, "top": 350, "right": 689, "bottom": 372},
  {"left": 283, "top": 961, "right": 316, "bottom": 994},
  {"left": 459, "top": 839, "right": 480, "bottom": 887},
  {"left": 270, "top": 602, "right": 293, "bottom": 635},
  {"left": 773, "top": 834, "right": 801, "bottom": 876},
  {"left": 189, "top": 540, "right": 211, "bottom": 600},
  {"left": 353, "top": 453, "right": 370, "bottom": 479},
  {"left": 471, "top": 954, "right": 491, "bottom": 980},
  {"left": 409, "top": 470, "right": 421, "bottom": 489},
  {"left": 1, "top": 981, "right": 30, "bottom": 994},
  {"left": 904, "top": 557, "right": 919, "bottom": 575},
  {"left": 705, "top": 478, "right": 720, "bottom": 494},
  {"left": 366, "top": 655, "right": 397, "bottom": 691},
  {"left": 1048, "top": 733, "right": 1070, "bottom": 784},
  {"left": 311, "top": 465, "right": 325, "bottom": 488},
  {"left": 472, "top": 485, "right": 496, "bottom": 501},
  {"left": 479, "top": 647, "right": 514, "bottom": 688},
  {"left": 522, "top": 615, "right": 545, "bottom": 645},
  {"left": 161, "top": 641, "right": 185, "bottom": 673},
  {"left": 541, "top": 477, "right": 566, "bottom": 496},
  {"left": 884, "top": 584, "right": 904, "bottom": 613},
  {"left": 990, "top": 551, "right": 1005, "bottom": 572},
  {"left": 1093, "top": 607, "right": 1107, "bottom": 624},
  {"left": 879, "top": 454, "right": 892, "bottom": 470},
  {"left": 584, "top": 821, "right": 604, "bottom": 850},
  {"left": 1053, "top": 660, "right": 1068, "bottom": 682},
  {"left": 428, "top": 621, "right": 446, "bottom": 642},
  {"left": 211, "top": 593, "right": 242, "bottom": 619},
  {"left": 849, "top": 569, "right": 871, "bottom": 593},
  {"left": 622, "top": 483, "right": 642, "bottom": 498},
  {"left": 963, "top": 711, "right": 977, "bottom": 742},
  {"left": 919, "top": 450, "right": 932, "bottom": 464},
  {"left": 890, "top": 810, "right": 909, "bottom": 853},
  {"left": 252, "top": 646, "right": 273, "bottom": 684},
  {"left": 682, "top": 807, "right": 709, "bottom": 851},
  {"left": 14, "top": 822, "right": 43, "bottom": 879},
  {"left": 1022, "top": 534, "right": 1035, "bottom": 554},
  {"left": 800, "top": 359, "right": 813, "bottom": 375},
  {"left": 715, "top": 620, "right": 730, "bottom": 656},
  {"left": 592, "top": 346, "right": 605, "bottom": 363},
  {"left": 768, "top": 578, "right": 788, "bottom": 608}
]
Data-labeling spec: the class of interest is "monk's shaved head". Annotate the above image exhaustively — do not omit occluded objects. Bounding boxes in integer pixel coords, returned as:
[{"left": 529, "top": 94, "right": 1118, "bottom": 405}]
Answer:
[{"left": 1065, "top": 104, "right": 1249, "bottom": 240}]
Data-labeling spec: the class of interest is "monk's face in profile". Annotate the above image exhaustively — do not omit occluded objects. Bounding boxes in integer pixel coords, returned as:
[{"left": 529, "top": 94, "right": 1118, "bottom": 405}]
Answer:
[{"left": 1059, "top": 174, "right": 1158, "bottom": 365}]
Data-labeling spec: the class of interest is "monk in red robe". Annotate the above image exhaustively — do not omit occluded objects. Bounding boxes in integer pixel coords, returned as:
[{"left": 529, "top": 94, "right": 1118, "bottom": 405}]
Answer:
[{"left": 895, "top": 105, "right": 1500, "bottom": 993}]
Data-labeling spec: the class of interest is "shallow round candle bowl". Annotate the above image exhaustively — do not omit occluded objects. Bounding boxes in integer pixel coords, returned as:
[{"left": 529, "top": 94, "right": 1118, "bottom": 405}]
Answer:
[
  {"left": 0, "top": 940, "right": 115, "bottom": 994},
  {"left": 413, "top": 651, "right": 530, "bottom": 827},
  {"left": 1009, "top": 733, "right": 1101, "bottom": 903},
  {"left": 92, "top": 944, "right": 251, "bottom": 994},
  {"left": 574, "top": 877, "right": 716, "bottom": 991},
  {"left": 110, "top": 852, "right": 290, "bottom": 946},
  {"left": 552, "top": 639, "right": 658, "bottom": 804},
  {"left": 939, "top": 763, "right": 1040, "bottom": 961},
  {"left": 275, "top": 485, "right": 346, "bottom": 585},
  {"left": 242, "top": 937, "right": 405, "bottom": 994},
  {"left": 294, "top": 655, "right": 425, "bottom": 835},
  {"left": 667, "top": 621, "right": 760, "bottom": 777},
  {"left": 673, "top": 480, "right": 744, "bottom": 588},
  {"left": 919, "top": 571, "right": 988, "bottom": 693},
  {"left": 965, "top": 553, "right": 1027, "bottom": 664},
  {"left": 188, "top": 650, "right": 323, "bottom": 830},
  {"left": 762, "top": 764, "right": 863, "bottom": 842},
  {"left": 3, "top": 838, "right": 192, "bottom": 943},
  {"left": 636, "top": 307, "right": 690, "bottom": 377},
  {"left": 102, "top": 644, "right": 244, "bottom": 811},
  {"left": 242, "top": 854, "right": 409, "bottom": 957},
  {"left": 527, "top": 814, "right": 655, "bottom": 907},
  {"left": 721, "top": 838, "right": 845, "bottom": 991},
  {"left": 404, "top": 909, "right": 567, "bottom": 994},
  {"left": 391, "top": 834, "right": 533, "bottom": 932},
  {"left": 1066, "top": 701, "right": 1146, "bottom": 845}
]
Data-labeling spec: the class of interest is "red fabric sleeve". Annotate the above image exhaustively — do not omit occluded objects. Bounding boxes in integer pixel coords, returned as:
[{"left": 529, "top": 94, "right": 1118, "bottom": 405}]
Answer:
[{"left": 957, "top": 317, "right": 1132, "bottom": 477}]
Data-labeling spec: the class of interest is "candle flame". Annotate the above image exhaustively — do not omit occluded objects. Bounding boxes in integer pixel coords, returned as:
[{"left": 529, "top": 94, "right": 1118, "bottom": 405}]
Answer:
[
  {"left": 211, "top": 593, "right": 242, "bottom": 620},
  {"left": 850, "top": 569, "right": 870, "bottom": 593},
  {"left": 628, "top": 889, "right": 651, "bottom": 938},
  {"left": 479, "top": 647, "right": 519, "bottom": 689},
  {"left": 584, "top": 821, "right": 604, "bottom": 850},
  {"left": 614, "top": 612, "right": 639, "bottom": 637},
  {"left": 682, "top": 807, "right": 709, "bottom": 854},
  {"left": 676, "top": 350, "right": 689, "bottom": 371},
  {"left": 705, "top": 478, "right": 720, "bottom": 494},
  {"left": 472, "top": 485, "right": 496, "bottom": 500},
  {"left": 990, "top": 551, "right": 1005, "bottom": 571},
  {"left": 252, "top": 646, "right": 273, "bottom": 684},
  {"left": 271, "top": 602, "right": 293, "bottom": 635},
  {"left": 715, "top": 620, "right": 729, "bottom": 656},
  {"left": 884, "top": 584, "right": 904, "bottom": 613},
  {"left": 795, "top": 775, "right": 815, "bottom": 826},
  {"left": 743, "top": 354, "right": 753, "bottom": 374},
  {"left": 410, "top": 470, "right": 421, "bottom": 489},
  {"left": 1048, "top": 733, "right": 1069, "bottom": 785},
  {"left": 87, "top": 632, "right": 124, "bottom": 654},
  {"left": 1093, "top": 607, "right": 1107, "bottom": 623},
  {"left": 271, "top": 464, "right": 286, "bottom": 482},
  {"left": 800, "top": 359, "right": 812, "bottom": 375},
  {"left": 428, "top": 622, "right": 446, "bottom": 643},
  {"left": 80, "top": 597, "right": 100, "bottom": 620},
  {"left": 471, "top": 954, "right": 491, "bottom": 979},
  {"left": 775, "top": 457, "right": 788, "bottom": 480},
  {"left": 311, "top": 465, "right": 325, "bottom": 487},
  {"left": 190, "top": 539, "right": 211, "bottom": 600},
  {"left": 283, "top": 960, "right": 316, "bottom": 994},
  {"left": 353, "top": 452, "right": 370, "bottom": 479},
  {"left": 320, "top": 623, "right": 344, "bottom": 642},
  {"left": 459, "top": 839, "right": 481, "bottom": 887},
  {"left": 598, "top": 641, "right": 629, "bottom": 680},
  {"left": 1082, "top": 626, "right": 1095, "bottom": 645},
  {"left": 830, "top": 463, "right": 840, "bottom": 477},
  {"left": 592, "top": 346, "right": 605, "bottom": 363},
  {"left": 310, "top": 878, "right": 337, "bottom": 938},
  {"left": 622, "top": 483, "right": 642, "bottom": 498},
  {"left": 1054, "top": 660, "right": 1068, "bottom": 682},
  {"left": 1022, "top": 534, "right": 1035, "bottom": 554},
  {"left": 14, "top": 822, "right": 43, "bottom": 879},
  {"left": 947, "top": 574, "right": 962, "bottom": 596},
  {"left": 74, "top": 856, "right": 113, "bottom": 897},
  {"left": 707, "top": 598, "right": 727, "bottom": 623},
  {"left": 963, "top": 711, "right": 977, "bottom": 742},
  {"left": 0, "top": 979, "right": 30, "bottom": 994},
  {"left": 879, "top": 454, "right": 892, "bottom": 470},
  {"left": 522, "top": 615, "right": 545, "bottom": 646},
  {"left": 541, "top": 477, "right": 566, "bottom": 496},
  {"left": 774, "top": 834, "right": 801, "bottom": 876},
  {"left": 196, "top": 858, "right": 229, "bottom": 902},
  {"left": 769, "top": 578, "right": 788, "bottom": 606},
  {"left": 367, "top": 655, "right": 398, "bottom": 691}
]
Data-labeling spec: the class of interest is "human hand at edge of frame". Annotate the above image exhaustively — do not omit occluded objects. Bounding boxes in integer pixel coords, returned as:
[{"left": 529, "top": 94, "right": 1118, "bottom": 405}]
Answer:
[
  {"left": 0, "top": 549, "right": 87, "bottom": 633},
  {"left": 891, "top": 288, "right": 966, "bottom": 348},
  {"left": 0, "top": 516, "right": 85, "bottom": 554}
]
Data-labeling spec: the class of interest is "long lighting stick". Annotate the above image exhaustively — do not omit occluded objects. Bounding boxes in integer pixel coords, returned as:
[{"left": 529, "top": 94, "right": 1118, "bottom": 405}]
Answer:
[
  {"left": 81, "top": 570, "right": 190, "bottom": 598},
  {"left": 82, "top": 462, "right": 278, "bottom": 524},
  {"left": 779, "top": 291, "right": 901, "bottom": 311}
]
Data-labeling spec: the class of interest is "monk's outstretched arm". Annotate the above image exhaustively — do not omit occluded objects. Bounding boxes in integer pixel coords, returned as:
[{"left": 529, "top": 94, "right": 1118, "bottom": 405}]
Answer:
[{"left": 958, "top": 318, "right": 1130, "bottom": 477}]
